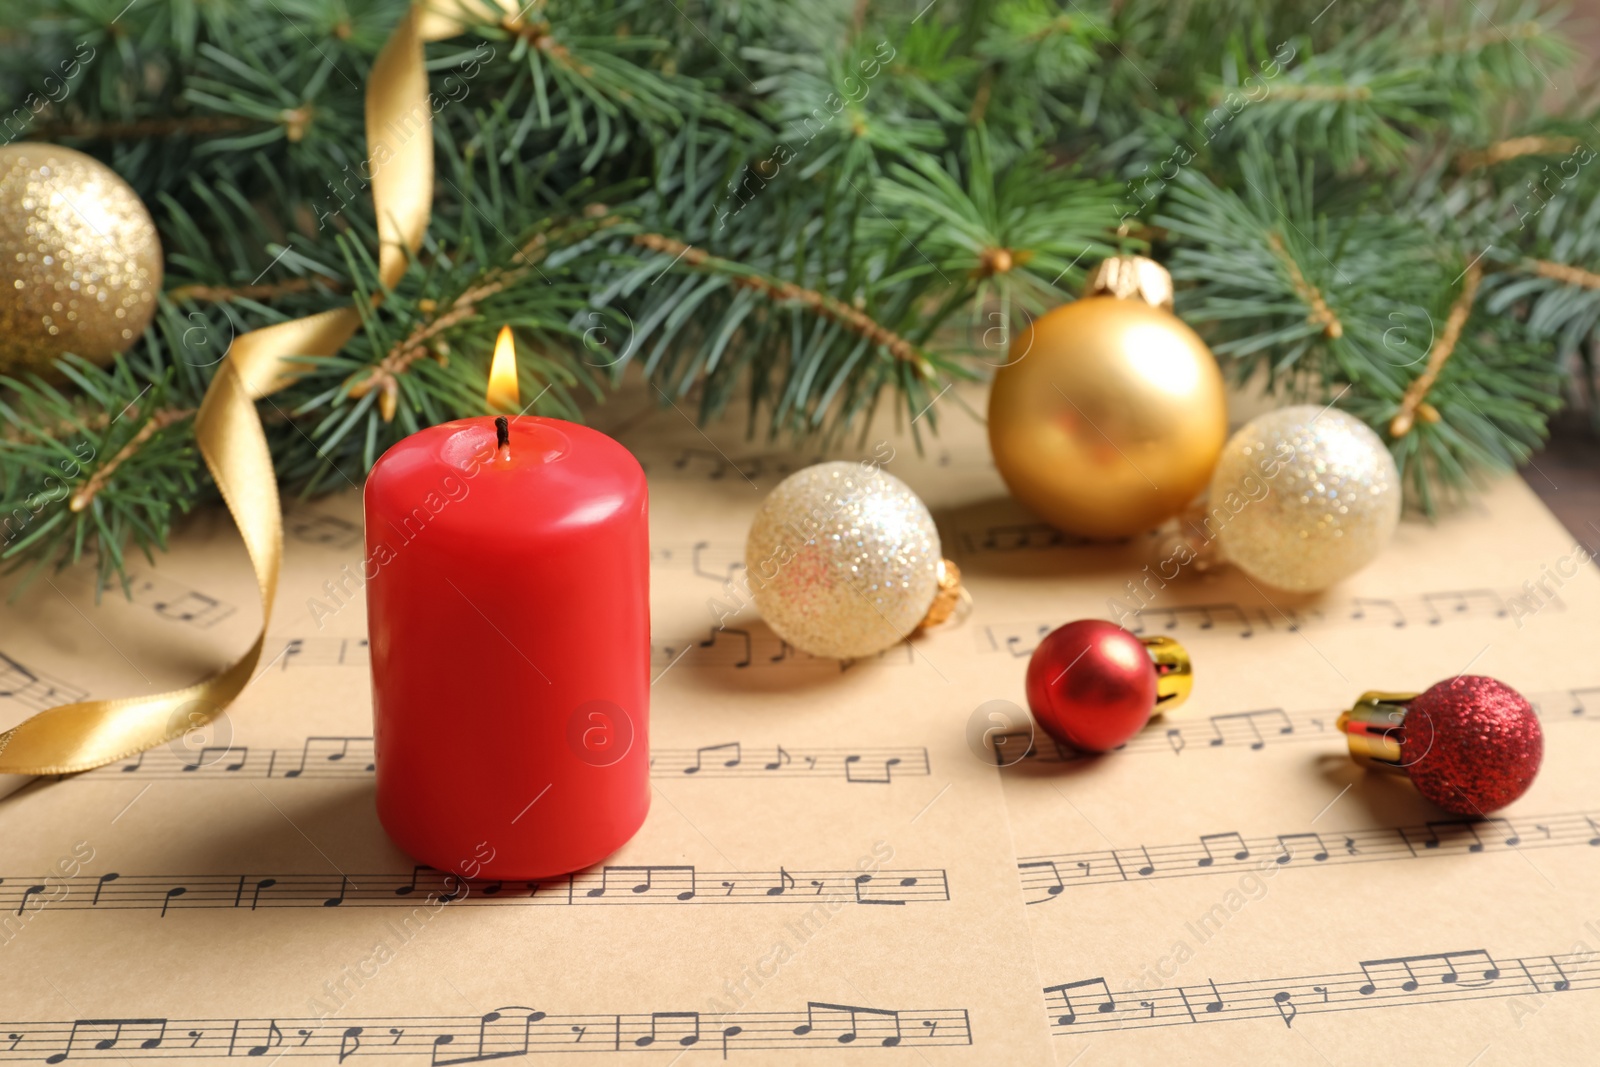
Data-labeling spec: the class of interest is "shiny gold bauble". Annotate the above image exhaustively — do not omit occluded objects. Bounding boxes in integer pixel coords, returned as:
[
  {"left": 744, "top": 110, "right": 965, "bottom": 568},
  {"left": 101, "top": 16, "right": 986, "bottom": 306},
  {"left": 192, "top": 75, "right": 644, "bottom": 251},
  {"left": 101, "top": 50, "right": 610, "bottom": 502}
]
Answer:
[
  {"left": 1212, "top": 405, "right": 1401, "bottom": 593},
  {"left": 987, "top": 257, "right": 1227, "bottom": 540},
  {"left": 746, "top": 461, "right": 942, "bottom": 660},
  {"left": 0, "top": 143, "right": 162, "bottom": 377}
]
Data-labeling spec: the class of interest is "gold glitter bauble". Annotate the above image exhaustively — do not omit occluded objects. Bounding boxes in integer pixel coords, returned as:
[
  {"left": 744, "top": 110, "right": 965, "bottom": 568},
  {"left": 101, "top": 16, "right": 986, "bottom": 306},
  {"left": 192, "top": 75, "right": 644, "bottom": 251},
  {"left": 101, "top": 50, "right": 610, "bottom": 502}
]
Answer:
[
  {"left": 745, "top": 461, "right": 941, "bottom": 660},
  {"left": 0, "top": 143, "right": 162, "bottom": 377},
  {"left": 1212, "top": 405, "right": 1401, "bottom": 593},
  {"left": 987, "top": 258, "right": 1228, "bottom": 540}
]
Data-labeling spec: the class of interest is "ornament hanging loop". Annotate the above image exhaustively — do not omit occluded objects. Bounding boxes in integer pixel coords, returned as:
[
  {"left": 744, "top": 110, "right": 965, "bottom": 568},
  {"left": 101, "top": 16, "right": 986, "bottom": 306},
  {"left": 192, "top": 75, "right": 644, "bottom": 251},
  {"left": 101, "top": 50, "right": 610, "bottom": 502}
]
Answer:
[{"left": 1084, "top": 255, "right": 1174, "bottom": 310}]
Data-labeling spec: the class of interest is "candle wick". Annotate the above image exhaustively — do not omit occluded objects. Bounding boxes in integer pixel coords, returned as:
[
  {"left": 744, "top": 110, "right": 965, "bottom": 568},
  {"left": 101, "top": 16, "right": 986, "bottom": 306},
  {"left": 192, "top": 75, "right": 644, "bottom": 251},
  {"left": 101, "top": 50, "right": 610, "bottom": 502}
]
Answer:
[{"left": 495, "top": 415, "right": 510, "bottom": 459}]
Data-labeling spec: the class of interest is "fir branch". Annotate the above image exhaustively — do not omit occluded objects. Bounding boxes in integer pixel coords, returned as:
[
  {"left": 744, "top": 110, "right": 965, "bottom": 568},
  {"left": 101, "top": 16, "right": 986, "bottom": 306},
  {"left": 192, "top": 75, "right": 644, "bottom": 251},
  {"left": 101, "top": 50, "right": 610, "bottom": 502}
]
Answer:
[
  {"left": 68, "top": 407, "right": 194, "bottom": 512},
  {"left": 1526, "top": 259, "right": 1600, "bottom": 290},
  {"left": 1460, "top": 135, "right": 1583, "bottom": 170},
  {"left": 631, "top": 233, "right": 931, "bottom": 374},
  {"left": 1265, "top": 231, "right": 1343, "bottom": 339},
  {"left": 167, "top": 277, "right": 341, "bottom": 303},
  {"left": 1390, "top": 262, "right": 1482, "bottom": 437}
]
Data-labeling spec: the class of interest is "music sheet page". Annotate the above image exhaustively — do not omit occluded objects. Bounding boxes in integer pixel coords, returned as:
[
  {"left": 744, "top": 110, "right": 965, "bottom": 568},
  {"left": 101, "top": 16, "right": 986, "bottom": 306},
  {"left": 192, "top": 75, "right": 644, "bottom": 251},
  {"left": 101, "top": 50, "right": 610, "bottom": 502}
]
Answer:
[{"left": 2, "top": 382, "right": 1596, "bottom": 1064}]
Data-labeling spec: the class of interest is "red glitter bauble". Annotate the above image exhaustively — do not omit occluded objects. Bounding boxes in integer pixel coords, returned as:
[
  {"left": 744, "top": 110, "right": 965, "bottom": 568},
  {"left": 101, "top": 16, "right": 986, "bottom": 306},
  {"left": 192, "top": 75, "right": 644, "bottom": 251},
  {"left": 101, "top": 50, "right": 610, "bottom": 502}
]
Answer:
[
  {"left": 1025, "top": 620, "right": 1157, "bottom": 753},
  {"left": 1400, "top": 675, "right": 1542, "bottom": 815}
]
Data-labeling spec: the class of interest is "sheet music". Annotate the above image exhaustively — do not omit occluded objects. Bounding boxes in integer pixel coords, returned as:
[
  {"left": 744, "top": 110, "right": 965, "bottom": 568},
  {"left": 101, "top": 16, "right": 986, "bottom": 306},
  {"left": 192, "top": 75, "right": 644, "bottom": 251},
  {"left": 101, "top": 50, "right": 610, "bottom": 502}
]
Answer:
[{"left": 2, "top": 380, "right": 1598, "bottom": 1064}]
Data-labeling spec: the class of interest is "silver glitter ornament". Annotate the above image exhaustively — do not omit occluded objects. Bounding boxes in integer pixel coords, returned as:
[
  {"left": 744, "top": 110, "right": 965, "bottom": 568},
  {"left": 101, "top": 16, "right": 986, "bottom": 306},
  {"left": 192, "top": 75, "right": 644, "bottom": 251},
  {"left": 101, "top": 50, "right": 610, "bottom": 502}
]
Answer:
[
  {"left": 745, "top": 461, "right": 942, "bottom": 659},
  {"left": 1212, "top": 406, "right": 1401, "bottom": 593}
]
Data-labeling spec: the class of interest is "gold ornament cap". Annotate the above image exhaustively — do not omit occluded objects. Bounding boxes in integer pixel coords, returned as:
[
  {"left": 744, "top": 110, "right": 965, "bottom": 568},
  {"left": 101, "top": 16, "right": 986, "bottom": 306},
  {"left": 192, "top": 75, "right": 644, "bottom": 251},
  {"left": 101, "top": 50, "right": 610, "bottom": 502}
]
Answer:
[
  {"left": 1140, "top": 635, "right": 1193, "bottom": 714},
  {"left": 1084, "top": 255, "right": 1174, "bottom": 311},
  {"left": 1336, "top": 691, "right": 1419, "bottom": 770},
  {"left": 917, "top": 559, "right": 966, "bottom": 630}
]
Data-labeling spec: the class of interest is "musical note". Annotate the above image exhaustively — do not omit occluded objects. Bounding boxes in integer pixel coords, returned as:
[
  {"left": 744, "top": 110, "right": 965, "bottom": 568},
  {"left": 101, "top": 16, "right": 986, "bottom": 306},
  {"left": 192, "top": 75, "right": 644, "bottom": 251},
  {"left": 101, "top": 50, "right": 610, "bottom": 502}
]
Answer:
[
  {"left": 843, "top": 754, "right": 902, "bottom": 784},
  {"left": 1166, "top": 728, "right": 1185, "bottom": 756},
  {"left": 323, "top": 876, "right": 350, "bottom": 907},
  {"left": 1422, "top": 589, "right": 1509, "bottom": 622},
  {"left": 1019, "top": 808, "right": 1600, "bottom": 895},
  {"left": 246, "top": 1021, "right": 283, "bottom": 1057},
  {"left": 1570, "top": 687, "right": 1600, "bottom": 718},
  {"left": 248, "top": 878, "right": 278, "bottom": 910},
  {"left": 90, "top": 873, "right": 119, "bottom": 906},
  {"left": 1041, "top": 944, "right": 1573, "bottom": 1034},
  {"left": 851, "top": 873, "right": 913, "bottom": 906},
  {"left": 47, "top": 1020, "right": 168, "bottom": 1063},
  {"left": 1019, "top": 860, "right": 1065, "bottom": 902},
  {"left": 74, "top": 731, "right": 929, "bottom": 784},
  {"left": 431, "top": 1009, "right": 546, "bottom": 1067},
  {"left": 287, "top": 512, "right": 362, "bottom": 548},
  {"left": 0, "top": 650, "right": 87, "bottom": 712},
  {"left": 1131, "top": 604, "right": 1256, "bottom": 638},
  {"left": 1358, "top": 950, "right": 1500, "bottom": 995},
  {"left": 719, "top": 1025, "right": 742, "bottom": 1058},
  {"left": 690, "top": 541, "right": 745, "bottom": 586},
  {"left": 1197, "top": 832, "right": 1250, "bottom": 867},
  {"left": 181, "top": 745, "right": 247, "bottom": 773},
  {"left": 1274, "top": 833, "right": 1329, "bottom": 864},
  {"left": 697, "top": 628, "right": 752, "bottom": 669},
  {"left": 791, "top": 1003, "right": 902, "bottom": 1047},
  {"left": 1206, "top": 709, "right": 1294, "bottom": 750},
  {"left": 153, "top": 588, "right": 222, "bottom": 620},
  {"left": 582, "top": 866, "right": 697, "bottom": 902},
  {"left": 1420, "top": 819, "right": 1484, "bottom": 853},
  {"left": 1350, "top": 596, "right": 1407, "bottom": 627},
  {"left": 684, "top": 742, "right": 741, "bottom": 774},
  {"left": 767, "top": 868, "right": 796, "bottom": 896},
  {"left": 393, "top": 867, "right": 432, "bottom": 897},
  {"left": 17, "top": 884, "right": 47, "bottom": 916},
  {"left": 4, "top": 1003, "right": 975, "bottom": 1059},
  {"left": 632, "top": 1012, "right": 699, "bottom": 1048},
  {"left": 159, "top": 886, "right": 187, "bottom": 917},
  {"left": 1045, "top": 979, "right": 1116, "bottom": 1025},
  {"left": 282, "top": 737, "right": 352, "bottom": 779},
  {"left": 123, "top": 574, "right": 234, "bottom": 629}
]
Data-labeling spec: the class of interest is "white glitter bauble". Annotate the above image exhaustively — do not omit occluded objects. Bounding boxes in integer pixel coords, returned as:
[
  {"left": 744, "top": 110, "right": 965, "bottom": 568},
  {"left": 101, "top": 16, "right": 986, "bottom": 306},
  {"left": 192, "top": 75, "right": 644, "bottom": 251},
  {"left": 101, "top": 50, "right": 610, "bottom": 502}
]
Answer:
[
  {"left": 745, "top": 461, "right": 941, "bottom": 659},
  {"left": 1212, "top": 405, "right": 1401, "bottom": 593}
]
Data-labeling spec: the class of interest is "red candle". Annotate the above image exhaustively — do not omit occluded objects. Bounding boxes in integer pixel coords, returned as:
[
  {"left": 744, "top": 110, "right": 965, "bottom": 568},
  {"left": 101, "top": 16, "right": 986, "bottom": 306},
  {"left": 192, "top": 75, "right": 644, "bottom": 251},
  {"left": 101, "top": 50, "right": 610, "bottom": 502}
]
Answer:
[{"left": 363, "top": 337, "right": 649, "bottom": 880}]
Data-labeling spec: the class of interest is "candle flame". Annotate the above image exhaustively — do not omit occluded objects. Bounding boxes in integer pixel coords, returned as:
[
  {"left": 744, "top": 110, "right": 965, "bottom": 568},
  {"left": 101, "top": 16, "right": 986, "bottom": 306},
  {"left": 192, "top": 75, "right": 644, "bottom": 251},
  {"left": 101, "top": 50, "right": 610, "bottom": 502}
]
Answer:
[{"left": 487, "top": 325, "right": 520, "bottom": 411}]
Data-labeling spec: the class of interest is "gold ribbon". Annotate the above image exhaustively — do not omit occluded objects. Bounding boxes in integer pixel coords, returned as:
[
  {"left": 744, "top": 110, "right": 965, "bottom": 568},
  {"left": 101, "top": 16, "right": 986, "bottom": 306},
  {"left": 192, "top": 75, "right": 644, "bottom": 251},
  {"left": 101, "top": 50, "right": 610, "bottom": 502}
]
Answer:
[{"left": 0, "top": 2, "right": 505, "bottom": 776}]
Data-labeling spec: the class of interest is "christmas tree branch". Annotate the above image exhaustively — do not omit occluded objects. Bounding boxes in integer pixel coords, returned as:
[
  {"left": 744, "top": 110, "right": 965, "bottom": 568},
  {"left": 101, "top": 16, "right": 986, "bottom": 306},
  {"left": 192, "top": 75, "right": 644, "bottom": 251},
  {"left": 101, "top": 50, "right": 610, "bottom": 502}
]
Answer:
[
  {"left": 68, "top": 407, "right": 194, "bottom": 512},
  {"left": 1459, "top": 135, "right": 1582, "bottom": 169},
  {"left": 167, "top": 277, "right": 341, "bottom": 303},
  {"left": 1265, "top": 232, "right": 1343, "bottom": 339},
  {"left": 1526, "top": 259, "right": 1600, "bottom": 290},
  {"left": 630, "top": 233, "right": 933, "bottom": 376},
  {"left": 1390, "top": 262, "right": 1483, "bottom": 437},
  {"left": 29, "top": 114, "right": 264, "bottom": 140}
]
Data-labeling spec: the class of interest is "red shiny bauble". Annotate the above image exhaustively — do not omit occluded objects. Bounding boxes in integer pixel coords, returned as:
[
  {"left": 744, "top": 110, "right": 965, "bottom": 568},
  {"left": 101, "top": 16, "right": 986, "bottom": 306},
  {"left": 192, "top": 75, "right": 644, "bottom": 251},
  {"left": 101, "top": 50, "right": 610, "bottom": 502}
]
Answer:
[
  {"left": 1025, "top": 620, "right": 1157, "bottom": 753},
  {"left": 1400, "top": 675, "right": 1543, "bottom": 815}
]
